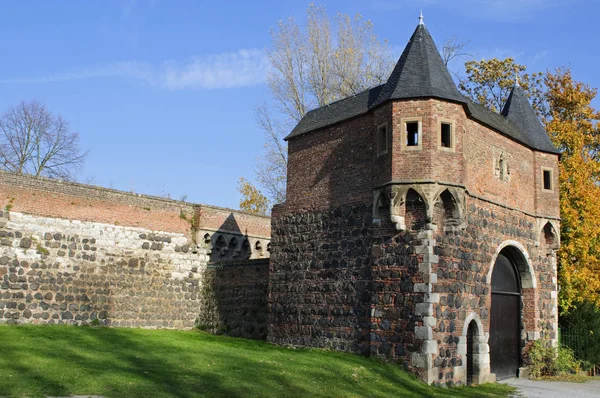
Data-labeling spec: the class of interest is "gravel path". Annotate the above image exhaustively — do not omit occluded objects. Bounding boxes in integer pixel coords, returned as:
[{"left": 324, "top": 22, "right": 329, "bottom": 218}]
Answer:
[{"left": 502, "top": 378, "right": 600, "bottom": 398}]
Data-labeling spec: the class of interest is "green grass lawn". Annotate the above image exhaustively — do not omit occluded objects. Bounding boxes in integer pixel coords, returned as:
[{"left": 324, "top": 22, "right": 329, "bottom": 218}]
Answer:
[{"left": 0, "top": 325, "right": 514, "bottom": 398}]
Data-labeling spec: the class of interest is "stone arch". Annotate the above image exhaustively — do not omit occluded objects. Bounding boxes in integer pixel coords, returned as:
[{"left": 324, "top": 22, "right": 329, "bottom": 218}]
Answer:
[
  {"left": 374, "top": 189, "right": 391, "bottom": 222},
  {"left": 432, "top": 189, "right": 461, "bottom": 229},
  {"left": 229, "top": 237, "right": 239, "bottom": 257},
  {"left": 255, "top": 240, "right": 263, "bottom": 255},
  {"left": 457, "top": 312, "right": 490, "bottom": 385},
  {"left": 462, "top": 311, "right": 485, "bottom": 338},
  {"left": 486, "top": 241, "right": 536, "bottom": 289},
  {"left": 215, "top": 235, "right": 227, "bottom": 257},
  {"left": 203, "top": 233, "right": 212, "bottom": 254},
  {"left": 541, "top": 222, "right": 559, "bottom": 254},
  {"left": 241, "top": 238, "right": 251, "bottom": 259},
  {"left": 405, "top": 188, "right": 427, "bottom": 231}
]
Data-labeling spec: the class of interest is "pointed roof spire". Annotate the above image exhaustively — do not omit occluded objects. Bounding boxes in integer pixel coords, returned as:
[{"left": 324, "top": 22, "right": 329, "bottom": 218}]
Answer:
[
  {"left": 501, "top": 84, "right": 556, "bottom": 152},
  {"left": 419, "top": 10, "right": 424, "bottom": 25},
  {"left": 371, "top": 20, "right": 464, "bottom": 108},
  {"left": 515, "top": 74, "right": 520, "bottom": 87}
]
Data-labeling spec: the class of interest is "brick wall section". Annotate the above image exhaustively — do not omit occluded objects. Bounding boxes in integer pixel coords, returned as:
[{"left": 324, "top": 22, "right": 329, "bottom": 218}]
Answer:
[
  {"left": 0, "top": 171, "right": 271, "bottom": 239},
  {"left": 199, "top": 206, "right": 271, "bottom": 238},
  {"left": 372, "top": 103, "right": 393, "bottom": 188},
  {"left": 0, "top": 171, "right": 194, "bottom": 235},
  {"left": 391, "top": 100, "right": 465, "bottom": 185},
  {"left": 285, "top": 113, "right": 374, "bottom": 212},
  {"left": 464, "top": 118, "right": 559, "bottom": 217}
]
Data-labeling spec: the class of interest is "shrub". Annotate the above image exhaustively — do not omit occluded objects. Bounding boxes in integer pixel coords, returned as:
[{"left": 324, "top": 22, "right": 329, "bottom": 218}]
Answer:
[{"left": 526, "top": 339, "right": 582, "bottom": 378}]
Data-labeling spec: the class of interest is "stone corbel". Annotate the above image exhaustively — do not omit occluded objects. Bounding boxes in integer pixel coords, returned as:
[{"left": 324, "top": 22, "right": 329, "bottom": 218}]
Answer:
[
  {"left": 373, "top": 185, "right": 409, "bottom": 231},
  {"left": 388, "top": 185, "right": 407, "bottom": 231}
]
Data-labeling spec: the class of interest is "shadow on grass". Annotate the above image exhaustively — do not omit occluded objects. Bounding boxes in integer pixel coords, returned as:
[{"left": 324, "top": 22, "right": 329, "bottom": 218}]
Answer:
[{"left": 0, "top": 325, "right": 511, "bottom": 398}]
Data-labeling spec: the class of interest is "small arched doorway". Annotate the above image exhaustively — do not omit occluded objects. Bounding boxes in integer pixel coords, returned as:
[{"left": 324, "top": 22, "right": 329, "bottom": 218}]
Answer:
[
  {"left": 466, "top": 320, "right": 477, "bottom": 385},
  {"left": 490, "top": 252, "right": 521, "bottom": 379}
]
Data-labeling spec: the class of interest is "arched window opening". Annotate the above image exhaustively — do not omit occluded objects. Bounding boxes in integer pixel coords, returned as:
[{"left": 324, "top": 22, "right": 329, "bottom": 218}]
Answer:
[
  {"left": 405, "top": 189, "right": 426, "bottom": 231},
  {"left": 433, "top": 189, "right": 460, "bottom": 229},
  {"left": 229, "top": 237, "right": 239, "bottom": 258},
  {"left": 241, "top": 239, "right": 251, "bottom": 259},
  {"left": 542, "top": 222, "right": 558, "bottom": 254},
  {"left": 215, "top": 235, "right": 227, "bottom": 257},
  {"left": 375, "top": 190, "right": 390, "bottom": 221},
  {"left": 255, "top": 241, "right": 263, "bottom": 256}
]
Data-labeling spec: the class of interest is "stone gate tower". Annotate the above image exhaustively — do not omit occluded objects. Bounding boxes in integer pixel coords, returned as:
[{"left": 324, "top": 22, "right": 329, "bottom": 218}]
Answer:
[{"left": 268, "top": 17, "right": 560, "bottom": 385}]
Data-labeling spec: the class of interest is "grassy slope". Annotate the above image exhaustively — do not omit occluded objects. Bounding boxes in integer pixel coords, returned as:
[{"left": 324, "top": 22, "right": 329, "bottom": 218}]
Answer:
[{"left": 0, "top": 325, "right": 513, "bottom": 398}]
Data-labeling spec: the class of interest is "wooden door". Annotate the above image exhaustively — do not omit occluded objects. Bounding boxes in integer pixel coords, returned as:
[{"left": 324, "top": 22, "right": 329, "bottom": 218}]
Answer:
[{"left": 489, "top": 253, "right": 521, "bottom": 380}]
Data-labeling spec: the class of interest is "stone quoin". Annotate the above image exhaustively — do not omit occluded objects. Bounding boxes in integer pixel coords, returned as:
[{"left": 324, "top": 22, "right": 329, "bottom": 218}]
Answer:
[{"left": 269, "top": 16, "right": 560, "bottom": 385}]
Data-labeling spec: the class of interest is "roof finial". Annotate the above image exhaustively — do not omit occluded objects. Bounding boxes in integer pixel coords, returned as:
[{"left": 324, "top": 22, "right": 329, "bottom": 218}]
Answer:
[
  {"left": 515, "top": 74, "right": 520, "bottom": 88},
  {"left": 419, "top": 10, "right": 424, "bottom": 25}
]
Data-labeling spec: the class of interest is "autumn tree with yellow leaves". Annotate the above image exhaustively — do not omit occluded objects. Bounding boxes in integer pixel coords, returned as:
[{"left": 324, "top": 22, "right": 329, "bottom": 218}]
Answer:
[
  {"left": 237, "top": 177, "right": 270, "bottom": 216},
  {"left": 544, "top": 68, "right": 600, "bottom": 311},
  {"left": 459, "top": 58, "right": 547, "bottom": 118},
  {"left": 462, "top": 60, "right": 600, "bottom": 312}
]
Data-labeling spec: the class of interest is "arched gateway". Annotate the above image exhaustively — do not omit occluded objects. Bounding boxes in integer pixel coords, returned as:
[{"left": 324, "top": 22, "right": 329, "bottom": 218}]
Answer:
[{"left": 489, "top": 252, "right": 522, "bottom": 379}]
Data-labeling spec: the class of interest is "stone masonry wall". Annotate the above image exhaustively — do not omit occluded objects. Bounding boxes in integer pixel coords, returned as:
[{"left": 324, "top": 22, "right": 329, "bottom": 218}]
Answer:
[
  {"left": 0, "top": 210, "right": 206, "bottom": 328},
  {"left": 269, "top": 203, "right": 373, "bottom": 354},
  {"left": 0, "top": 171, "right": 271, "bottom": 337},
  {"left": 428, "top": 196, "right": 558, "bottom": 385},
  {"left": 197, "top": 259, "right": 269, "bottom": 340}
]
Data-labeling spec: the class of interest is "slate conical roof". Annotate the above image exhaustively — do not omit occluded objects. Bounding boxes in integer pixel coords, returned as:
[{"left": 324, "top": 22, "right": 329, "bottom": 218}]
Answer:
[
  {"left": 371, "top": 23, "right": 465, "bottom": 107},
  {"left": 501, "top": 84, "right": 557, "bottom": 153}
]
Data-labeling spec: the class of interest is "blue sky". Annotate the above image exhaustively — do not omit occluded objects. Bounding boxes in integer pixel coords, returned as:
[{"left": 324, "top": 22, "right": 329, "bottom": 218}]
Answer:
[{"left": 0, "top": 0, "right": 597, "bottom": 209}]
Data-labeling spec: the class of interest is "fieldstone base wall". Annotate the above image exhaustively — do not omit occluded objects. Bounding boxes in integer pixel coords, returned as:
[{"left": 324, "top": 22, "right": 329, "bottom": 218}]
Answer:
[
  {"left": 270, "top": 192, "right": 559, "bottom": 385},
  {"left": 0, "top": 210, "right": 207, "bottom": 328},
  {"left": 269, "top": 203, "right": 373, "bottom": 354},
  {"left": 196, "top": 259, "right": 269, "bottom": 340}
]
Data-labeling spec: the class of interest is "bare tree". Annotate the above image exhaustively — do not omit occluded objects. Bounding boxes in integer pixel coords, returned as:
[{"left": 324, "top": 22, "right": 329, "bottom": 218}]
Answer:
[
  {"left": 441, "top": 35, "right": 472, "bottom": 67},
  {"left": 255, "top": 4, "right": 394, "bottom": 203},
  {"left": 0, "top": 100, "right": 87, "bottom": 180}
]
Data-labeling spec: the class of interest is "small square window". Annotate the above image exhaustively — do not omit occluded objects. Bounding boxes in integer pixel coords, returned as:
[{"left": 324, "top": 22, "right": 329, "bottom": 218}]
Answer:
[
  {"left": 441, "top": 123, "right": 452, "bottom": 148},
  {"left": 543, "top": 169, "right": 553, "bottom": 191},
  {"left": 376, "top": 124, "right": 388, "bottom": 156},
  {"left": 406, "top": 122, "right": 419, "bottom": 146}
]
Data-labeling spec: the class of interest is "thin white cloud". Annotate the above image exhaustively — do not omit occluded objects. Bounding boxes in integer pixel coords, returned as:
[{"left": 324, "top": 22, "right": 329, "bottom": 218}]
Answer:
[
  {"left": 0, "top": 48, "right": 269, "bottom": 91},
  {"left": 162, "top": 49, "right": 269, "bottom": 90}
]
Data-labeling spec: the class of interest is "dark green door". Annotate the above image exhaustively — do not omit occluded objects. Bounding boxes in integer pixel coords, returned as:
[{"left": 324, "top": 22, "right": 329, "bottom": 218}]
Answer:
[{"left": 489, "top": 253, "right": 521, "bottom": 380}]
